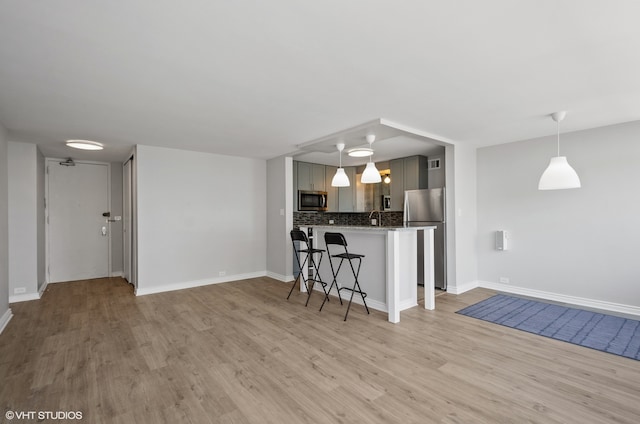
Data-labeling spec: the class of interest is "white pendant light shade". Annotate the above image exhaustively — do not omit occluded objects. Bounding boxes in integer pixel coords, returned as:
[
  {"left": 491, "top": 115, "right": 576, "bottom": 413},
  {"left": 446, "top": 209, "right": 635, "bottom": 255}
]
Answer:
[
  {"left": 361, "top": 162, "right": 382, "bottom": 183},
  {"left": 331, "top": 142, "right": 350, "bottom": 187},
  {"left": 538, "top": 156, "right": 581, "bottom": 190},
  {"left": 360, "top": 134, "right": 381, "bottom": 184},
  {"left": 538, "top": 111, "right": 581, "bottom": 190},
  {"left": 332, "top": 167, "right": 350, "bottom": 187}
]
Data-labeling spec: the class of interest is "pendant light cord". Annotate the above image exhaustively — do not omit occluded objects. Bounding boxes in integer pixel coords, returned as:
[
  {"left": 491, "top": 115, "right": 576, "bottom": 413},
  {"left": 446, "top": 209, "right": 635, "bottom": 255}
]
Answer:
[{"left": 557, "top": 119, "right": 560, "bottom": 156}]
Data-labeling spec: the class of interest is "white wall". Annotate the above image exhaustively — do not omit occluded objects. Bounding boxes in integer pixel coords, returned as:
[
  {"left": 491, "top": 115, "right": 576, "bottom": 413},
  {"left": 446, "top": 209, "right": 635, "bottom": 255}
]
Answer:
[
  {"left": 477, "top": 121, "right": 640, "bottom": 311},
  {"left": 36, "top": 148, "right": 45, "bottom": 291},
  {"left": 0, "top": 123, "right": 11, "bottom": 333},
  {"left": 445, "top": 143, "right": 479, "bottom": 293},
  {"left": 8, "top": 141, "right": 39, "bottom": 301},
  {"left": 135, "top": 145, "right": 267, "bottom": 295},
  {"left": 266, "top": 155, "right": 293, "bottom": 281}
]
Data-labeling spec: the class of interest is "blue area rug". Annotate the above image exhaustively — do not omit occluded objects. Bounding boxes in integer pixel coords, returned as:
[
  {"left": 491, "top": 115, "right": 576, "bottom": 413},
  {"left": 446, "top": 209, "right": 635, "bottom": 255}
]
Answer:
[{"left": 456, "top": 294, "right": 640, "bottom": 361}]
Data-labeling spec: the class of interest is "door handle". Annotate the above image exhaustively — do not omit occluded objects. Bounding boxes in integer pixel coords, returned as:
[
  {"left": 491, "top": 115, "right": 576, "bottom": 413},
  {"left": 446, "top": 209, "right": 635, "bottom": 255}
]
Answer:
[{"left": 101, "top": 226, "right": 107, "bottom": 236}]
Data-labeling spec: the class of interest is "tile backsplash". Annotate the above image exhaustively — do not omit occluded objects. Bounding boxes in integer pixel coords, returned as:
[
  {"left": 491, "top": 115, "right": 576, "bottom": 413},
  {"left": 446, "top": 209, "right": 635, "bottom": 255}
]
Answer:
[{"left": 293, "top": 211, "right": 403, "bottom": 228}]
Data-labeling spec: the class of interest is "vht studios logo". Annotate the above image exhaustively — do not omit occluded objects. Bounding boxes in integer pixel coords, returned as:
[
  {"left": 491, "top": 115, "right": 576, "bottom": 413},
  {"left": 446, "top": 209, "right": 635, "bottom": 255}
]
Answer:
[{"left": 5, "top": 410, "right": 83, "bottom": 420}]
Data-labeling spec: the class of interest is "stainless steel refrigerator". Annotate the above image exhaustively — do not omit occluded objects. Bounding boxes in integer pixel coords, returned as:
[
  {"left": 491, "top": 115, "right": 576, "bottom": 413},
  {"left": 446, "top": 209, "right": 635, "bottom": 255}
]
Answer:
[{"left": 403, "top": 188, "right": 447, "bottom": 290}]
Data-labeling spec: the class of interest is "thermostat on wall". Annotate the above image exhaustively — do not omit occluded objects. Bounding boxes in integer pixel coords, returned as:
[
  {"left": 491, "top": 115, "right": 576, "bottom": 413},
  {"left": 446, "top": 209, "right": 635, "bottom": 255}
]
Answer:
[{"left": 496, "top": 230, "right": 508, "bottom": 251}]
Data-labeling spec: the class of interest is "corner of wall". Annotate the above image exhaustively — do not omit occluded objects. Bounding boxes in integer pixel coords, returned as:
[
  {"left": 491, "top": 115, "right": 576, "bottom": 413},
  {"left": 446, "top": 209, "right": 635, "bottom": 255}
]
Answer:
[
  {"left": 266, "top": 155, "right": 293, "bottom": 280},
  {"left": 447, "top": 280, "right": 480, "bottom": 295},
  {"left": 0, "top": 123, "right": 10, "bottom": 325},
  {"left": 445, "top": 142, "right": 479, "bottom": 293},
  {"left": 0, "top": 307, "right": 13, "bottom": 335}
]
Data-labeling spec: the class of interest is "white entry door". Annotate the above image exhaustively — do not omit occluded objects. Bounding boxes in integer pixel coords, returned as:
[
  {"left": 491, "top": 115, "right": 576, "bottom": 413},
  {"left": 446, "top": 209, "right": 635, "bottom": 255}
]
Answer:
[{"left": 47, "top": 160, "right": 110, "bottom": 283}]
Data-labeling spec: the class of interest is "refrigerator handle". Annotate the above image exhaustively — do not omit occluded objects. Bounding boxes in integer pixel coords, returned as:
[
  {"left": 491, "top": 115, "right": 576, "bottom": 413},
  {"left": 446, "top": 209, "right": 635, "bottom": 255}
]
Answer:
[{"left": 403, "top": 191, "right": 410, "bottom": 222}]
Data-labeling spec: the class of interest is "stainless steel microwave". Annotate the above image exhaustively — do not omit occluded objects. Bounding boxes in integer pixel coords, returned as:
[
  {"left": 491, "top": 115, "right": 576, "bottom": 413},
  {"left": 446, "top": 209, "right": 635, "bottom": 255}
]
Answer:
[{"left": 298, "top": 190, "right": 327, "bottom": 211}]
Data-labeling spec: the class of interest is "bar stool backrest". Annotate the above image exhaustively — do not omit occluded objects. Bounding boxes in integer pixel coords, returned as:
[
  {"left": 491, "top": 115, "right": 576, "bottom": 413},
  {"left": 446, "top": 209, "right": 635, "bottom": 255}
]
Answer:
[
  {"left": 290, "top": 229, "right": 309, "bottom": 246},
  {"left": 324, "top": 232, "right": 349, "bottom": 255}
]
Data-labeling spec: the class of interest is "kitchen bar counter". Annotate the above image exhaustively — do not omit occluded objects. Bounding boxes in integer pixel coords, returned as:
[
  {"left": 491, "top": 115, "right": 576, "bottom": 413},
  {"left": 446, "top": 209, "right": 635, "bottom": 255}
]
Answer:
[
  {"left": 306, "top": 225, "right": 432, "bottom": 231},
  {"left": 299, "top": 225, "right": 436, "bottom": 323}
]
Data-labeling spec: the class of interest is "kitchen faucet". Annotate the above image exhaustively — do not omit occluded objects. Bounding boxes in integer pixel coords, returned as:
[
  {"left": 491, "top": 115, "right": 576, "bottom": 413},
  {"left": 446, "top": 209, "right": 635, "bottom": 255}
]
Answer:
[{"left": 369, "top": 209, "right": 382, "bottom": 226}]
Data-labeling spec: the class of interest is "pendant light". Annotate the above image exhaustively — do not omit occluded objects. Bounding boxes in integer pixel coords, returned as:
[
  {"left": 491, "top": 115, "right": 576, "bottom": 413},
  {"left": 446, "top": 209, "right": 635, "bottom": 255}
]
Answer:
[
  {"left": 361, "top": 134, "right": 382, "bottom": 184},
  {"left": 331, "top": 143, "right": 350, "bottom": 187},
  {"left": 538, "top": 111, "right": 581, "bottom": 190}
]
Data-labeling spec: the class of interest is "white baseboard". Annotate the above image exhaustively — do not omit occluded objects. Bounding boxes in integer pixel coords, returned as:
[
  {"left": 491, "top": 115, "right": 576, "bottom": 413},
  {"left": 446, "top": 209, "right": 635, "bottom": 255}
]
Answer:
[
  {"left": 335, "top": 291, "right": 386, "bottom": 313},
  {"left": 399, "top": 298, "right": 418, "bottom": 312},
  {"left": 9, "top": 292, "right": 40, "bottom": 303},
  {"left": 447, "top": 280, "right": 479, "bottom": 295},
  {"left": 478, "top": 281, "right": 640, "bottom": 318},
  {"left": 135, "top": 271, "right": 268, "bottom": 296},
  {"left": 364, "top": 298, "right": 387, "bottom": 313},
  {"left": 266, "top": 271, "right": 293, "bottom": 282},
  {"left": 0, "top": 308, "right": 13, "bottom": 335},
  {"left": 320, "top": 288, "right": 389, "bottom": 313},
  {"left": 111, "top": 271, "right": 124, "bottom": 278}
]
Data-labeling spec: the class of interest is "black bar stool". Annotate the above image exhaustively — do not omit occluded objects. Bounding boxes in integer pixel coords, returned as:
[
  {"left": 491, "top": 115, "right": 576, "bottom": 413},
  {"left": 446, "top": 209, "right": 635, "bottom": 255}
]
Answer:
[
  {"left": 289, "top": 229, "right": 329, "bottom": 307},
  {"left": 321, "top": 232, "right": 370, "bottom": 321}
]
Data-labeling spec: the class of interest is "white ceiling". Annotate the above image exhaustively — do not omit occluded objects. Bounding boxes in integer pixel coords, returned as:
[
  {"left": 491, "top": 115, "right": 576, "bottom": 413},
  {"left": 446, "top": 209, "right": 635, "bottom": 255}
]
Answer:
[
  {"left": 1, "top": 1, "right": 639, "bottom": 163},
  {"left": 293, "top": 119, "right": 446, "bottom": 166}
]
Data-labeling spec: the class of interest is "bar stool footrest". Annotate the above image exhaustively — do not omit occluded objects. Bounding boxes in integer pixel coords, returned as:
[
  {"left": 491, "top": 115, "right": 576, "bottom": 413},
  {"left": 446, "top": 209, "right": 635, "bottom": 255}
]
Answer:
[{"left": 338, "top": 287, "right": 367, "bottom": 297}]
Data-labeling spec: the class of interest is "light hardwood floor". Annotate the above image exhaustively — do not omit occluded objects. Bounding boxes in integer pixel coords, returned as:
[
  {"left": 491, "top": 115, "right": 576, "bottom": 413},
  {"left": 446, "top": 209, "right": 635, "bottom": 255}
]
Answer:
[{"left": 1, "top": 277, "right": 639, "bottom": 423}]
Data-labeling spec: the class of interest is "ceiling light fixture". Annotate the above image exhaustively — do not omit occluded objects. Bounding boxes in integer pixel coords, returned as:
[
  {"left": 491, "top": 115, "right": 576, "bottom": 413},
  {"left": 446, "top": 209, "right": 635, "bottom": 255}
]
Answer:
[
  {"left": 66, "top": 139, "right": 104, "bottom": 150},
  {"left": 348, "top": 147, "right": 373, "bottom": 157},
  {"left": 383, "top": 174, "right": 391, "bottom": 184},
  {"left": 361, "top": 134, "right": 382, "bottom": 184},
  {"left": 538, "top": 111, "right": 581, "bottom": 190},
  {"left": 331, "top": 143, "right": 350, "bottom": 187}
]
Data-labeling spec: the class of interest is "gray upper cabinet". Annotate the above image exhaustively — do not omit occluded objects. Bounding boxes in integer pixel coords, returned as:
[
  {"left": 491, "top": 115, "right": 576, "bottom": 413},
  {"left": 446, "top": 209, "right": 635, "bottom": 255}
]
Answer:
[
  {"left": 403, "top": 155, "right": 429, "bottom": 190},
  {"left": 325, "top": 165, "right": 339, "bottom": 212},
  {"left": 294, "top": 161, "right": 330, "bottom": 211},
  {"left": 294, "top": 156, "right": 430, "bottom": 213},
  {"left": 389, "top": 159, "right": 405, "bottom": 212},
  {"left": 297, "top": 162, "right": 325, "bottom": 191},
  {"left": 338, "top": 167, "right": 356, "bottom": 212},
  {"left": 297, "top": 162, "right": 312, "bottom": 191},
  {"left": 312, "top": 163, "right": 325, "bottom": 191},
  {"left": 389, "top": 155, "right": 429, "bottom": 211}
]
